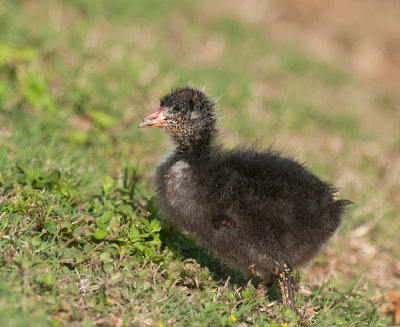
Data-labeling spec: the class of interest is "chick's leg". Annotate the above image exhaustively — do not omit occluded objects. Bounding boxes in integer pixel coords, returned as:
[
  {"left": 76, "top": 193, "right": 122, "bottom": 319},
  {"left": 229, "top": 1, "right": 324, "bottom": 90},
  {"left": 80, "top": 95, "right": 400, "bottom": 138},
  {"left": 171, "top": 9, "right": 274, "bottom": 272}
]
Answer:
[{"left": 274, "top": 261, "right": 295, "bottom": 309}]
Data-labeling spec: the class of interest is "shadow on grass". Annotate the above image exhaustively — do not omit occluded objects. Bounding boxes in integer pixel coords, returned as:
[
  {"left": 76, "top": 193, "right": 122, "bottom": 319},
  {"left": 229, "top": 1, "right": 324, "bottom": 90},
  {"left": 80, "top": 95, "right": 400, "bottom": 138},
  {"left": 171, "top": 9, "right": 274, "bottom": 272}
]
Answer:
[{"left": 157, "top": 221, "right": 286, "bottom": 299}]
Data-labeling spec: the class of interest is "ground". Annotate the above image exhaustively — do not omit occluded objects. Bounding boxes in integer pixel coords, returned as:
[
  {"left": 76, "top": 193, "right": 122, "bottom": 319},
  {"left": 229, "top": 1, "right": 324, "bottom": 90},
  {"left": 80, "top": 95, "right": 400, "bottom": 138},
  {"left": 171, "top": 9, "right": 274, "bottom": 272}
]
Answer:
[{"left": 0, "top": 0, "right": 399, "bottom": 326}]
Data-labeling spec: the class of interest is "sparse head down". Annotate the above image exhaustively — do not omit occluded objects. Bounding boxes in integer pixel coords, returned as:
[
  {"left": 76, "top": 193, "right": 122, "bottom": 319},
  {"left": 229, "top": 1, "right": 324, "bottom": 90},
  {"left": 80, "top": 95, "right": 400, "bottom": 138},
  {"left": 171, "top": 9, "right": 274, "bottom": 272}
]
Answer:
[{"left": 139, "top": 86, "right": 352, "bottom": 312}]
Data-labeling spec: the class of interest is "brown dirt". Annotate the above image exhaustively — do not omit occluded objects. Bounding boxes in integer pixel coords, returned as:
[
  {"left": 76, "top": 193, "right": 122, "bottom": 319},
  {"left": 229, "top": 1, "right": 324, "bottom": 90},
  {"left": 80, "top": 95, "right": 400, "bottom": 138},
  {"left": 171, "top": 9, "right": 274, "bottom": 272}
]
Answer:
[{"left": 210, "top": 0, "right": 400, "bottom": 96}]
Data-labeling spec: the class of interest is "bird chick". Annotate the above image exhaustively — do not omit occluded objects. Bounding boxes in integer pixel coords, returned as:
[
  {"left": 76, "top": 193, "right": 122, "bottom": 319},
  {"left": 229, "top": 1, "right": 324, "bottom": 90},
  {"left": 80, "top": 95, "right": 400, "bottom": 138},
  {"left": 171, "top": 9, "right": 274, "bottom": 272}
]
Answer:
[{"left": 139, "top": 87, "right": 351, "bottom": 309}]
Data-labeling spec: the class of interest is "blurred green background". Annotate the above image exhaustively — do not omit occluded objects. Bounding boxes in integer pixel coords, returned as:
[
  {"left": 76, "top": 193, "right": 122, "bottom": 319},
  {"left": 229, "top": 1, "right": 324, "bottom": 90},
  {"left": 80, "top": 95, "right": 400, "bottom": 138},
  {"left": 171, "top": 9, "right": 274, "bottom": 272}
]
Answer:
[{"left": 1, "top": 0, "right": 399, "bottom": 326}]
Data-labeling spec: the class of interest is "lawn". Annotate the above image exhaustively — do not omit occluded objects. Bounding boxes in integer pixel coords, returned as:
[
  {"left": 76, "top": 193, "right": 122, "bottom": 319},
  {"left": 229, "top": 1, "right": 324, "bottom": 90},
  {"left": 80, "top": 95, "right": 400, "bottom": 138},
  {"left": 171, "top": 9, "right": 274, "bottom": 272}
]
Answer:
[{"left": 0, "top": 1, "right": 399, "bottom": 326}]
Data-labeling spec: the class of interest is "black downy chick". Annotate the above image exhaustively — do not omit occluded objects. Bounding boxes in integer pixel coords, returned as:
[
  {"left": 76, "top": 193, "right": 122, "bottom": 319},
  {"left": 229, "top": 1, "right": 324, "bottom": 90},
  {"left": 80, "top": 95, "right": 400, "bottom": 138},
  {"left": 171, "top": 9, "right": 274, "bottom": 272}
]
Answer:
[{"left": 139, "top": 87, "right": 351, "bottom": 308}]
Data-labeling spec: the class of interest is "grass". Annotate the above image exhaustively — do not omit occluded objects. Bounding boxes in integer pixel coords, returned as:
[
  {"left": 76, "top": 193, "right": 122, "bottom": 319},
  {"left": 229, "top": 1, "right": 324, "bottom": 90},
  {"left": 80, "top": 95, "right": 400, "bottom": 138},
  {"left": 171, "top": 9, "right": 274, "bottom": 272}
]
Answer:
[{"left": 0, "top": 0, "right": 399, "bottom": 326}]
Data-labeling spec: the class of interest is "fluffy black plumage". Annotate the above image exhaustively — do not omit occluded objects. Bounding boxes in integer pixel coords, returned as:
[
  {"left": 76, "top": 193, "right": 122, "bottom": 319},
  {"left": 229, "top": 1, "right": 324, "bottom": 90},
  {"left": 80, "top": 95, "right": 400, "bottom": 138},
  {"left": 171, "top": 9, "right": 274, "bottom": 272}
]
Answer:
[{"left": 139, "top": 86, "right": 351, "bottom": 307}]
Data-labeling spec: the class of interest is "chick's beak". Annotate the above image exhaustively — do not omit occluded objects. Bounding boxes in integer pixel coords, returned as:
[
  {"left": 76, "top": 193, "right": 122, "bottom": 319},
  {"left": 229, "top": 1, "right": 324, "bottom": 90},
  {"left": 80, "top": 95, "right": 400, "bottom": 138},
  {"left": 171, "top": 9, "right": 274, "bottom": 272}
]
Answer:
[{"left": 139, "top": 108, "right": 166, "bottom": 128}]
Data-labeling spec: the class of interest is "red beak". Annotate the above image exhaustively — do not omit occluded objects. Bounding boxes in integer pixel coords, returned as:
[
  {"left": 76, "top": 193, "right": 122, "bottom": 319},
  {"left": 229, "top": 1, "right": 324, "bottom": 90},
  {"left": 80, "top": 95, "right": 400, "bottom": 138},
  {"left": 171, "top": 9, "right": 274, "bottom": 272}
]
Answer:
[{"left": 139, "top": 108, "right": 166, "bottom": 128}]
